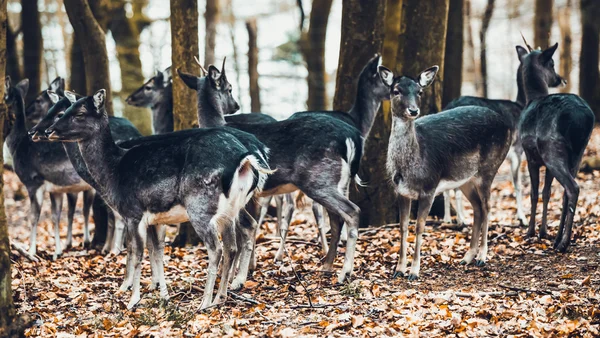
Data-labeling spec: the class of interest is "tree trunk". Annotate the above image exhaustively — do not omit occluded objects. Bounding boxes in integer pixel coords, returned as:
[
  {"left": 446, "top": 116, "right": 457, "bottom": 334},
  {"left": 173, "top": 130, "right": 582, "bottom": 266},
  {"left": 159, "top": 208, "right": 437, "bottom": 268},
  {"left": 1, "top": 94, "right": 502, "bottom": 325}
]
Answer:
[
  {"left": 300, "top": 0, "right": 334, "bottom": 111},
  {"left": 0, "top": 0, "right": 14, "bottom": 333},
  {"left": 69, "top": 37, "right": 87, "bottom": 94},
  {"left": 464, "top": 0, "right": 480, "bottom": 95},
  {"left": 205, "top": 0, "right": 219, "bottom": 66},
  {"left": 246, "top": 18, "right": 261, "bottom": 112},
  {"left": 534, "top": 0, "right": 553, "bottom": 49},
  {"left": 21, "top": 0, "right": 43, "bottom": 104},
  {"left": 64, "top": 0, "right": 114, "bottom": 116},
  {"left": 579, "top": 0, "right": 600, "bottom": 120},
  {"left": 557, "top": 0, "right": 572, "bottom": 93},
  {"left": 334, "top": 0, "right": 386, "bottom": 227},
  {"left": 171, "top": 0, "right": 201, "bottom": 246},
  {"left": 6, "top": 25, "right": 20, "bottom": 82},
  {"left": 479, "top": 0, "right": 494, "bottom": 98},
  {"left": 442, "top": 0, "right": 464, "bottom": 108},
  {"left": 396, "top": 0, "right": 450, "bottom": 115},
  {"left": 110, "top": 1, "right": 152, "bottom": 135}
]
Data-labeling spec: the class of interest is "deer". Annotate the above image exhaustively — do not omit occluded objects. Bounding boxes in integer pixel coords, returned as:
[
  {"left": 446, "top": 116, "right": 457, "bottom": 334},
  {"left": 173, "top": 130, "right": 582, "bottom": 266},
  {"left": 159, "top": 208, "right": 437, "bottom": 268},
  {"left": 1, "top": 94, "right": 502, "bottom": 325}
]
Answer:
[
  {"left": 177, "top": 54, "right": 392, "bottom": 285},
  {"left": 28, "top": 90, "right": 142, "bottom": 255},
  {"left": 125, "top": 65, "right": 293, "bottom": 250},
  {"left": 516, "top": 41, "right": 594, "bottom": 251},
  {"left": 4, "top": 77, "right": 95, "bottom": 260},
  {"left": 44, "top": 88, "right": 273, "bottom": 309},
  {"left": 385, "top": 66, "right": 513, "bottom": 280}
]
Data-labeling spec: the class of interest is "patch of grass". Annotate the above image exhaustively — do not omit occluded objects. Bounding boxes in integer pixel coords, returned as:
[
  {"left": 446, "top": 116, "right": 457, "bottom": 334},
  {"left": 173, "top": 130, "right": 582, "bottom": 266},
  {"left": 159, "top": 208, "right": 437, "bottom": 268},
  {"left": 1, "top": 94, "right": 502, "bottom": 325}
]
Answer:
[{"left": 340, "top": 281, "right": 363, "bottom": 299}]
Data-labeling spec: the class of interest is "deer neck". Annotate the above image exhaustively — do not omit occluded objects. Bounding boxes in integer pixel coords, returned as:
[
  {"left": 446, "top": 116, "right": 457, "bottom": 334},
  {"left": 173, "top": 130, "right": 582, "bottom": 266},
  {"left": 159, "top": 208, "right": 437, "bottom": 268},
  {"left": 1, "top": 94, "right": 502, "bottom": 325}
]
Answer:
[
  {"left": 196, "top": 79, "right": 226, "bottom": 128},
  {"left": 6, "top": 92, "right": 27, "bottom": 154},
  {"left": 515, "top": 65, "right": 526, "bottom": 107},
  {"left": 523, "top": 65, "right": 549, "bottom": 104},
  {"left": 388, "top": 116, "right": 420, "bottom": 169},
  {"left": 152, "top": 85, "right": 174, "bottom": 134},
  {"left": 348, "top": 89, "right": 381, "bottom": 138}
]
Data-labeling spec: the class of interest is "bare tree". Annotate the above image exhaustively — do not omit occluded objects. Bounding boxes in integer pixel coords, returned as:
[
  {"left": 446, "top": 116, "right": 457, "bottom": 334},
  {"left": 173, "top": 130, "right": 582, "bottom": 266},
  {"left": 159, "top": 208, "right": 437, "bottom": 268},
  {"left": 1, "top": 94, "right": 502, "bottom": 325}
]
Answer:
[
  {"left": 246, "top": 18, "right": 261, "bottom": 112},
  {"left": 334, "top": 0, "right": 386, "bottom": 226},
  {"left": 110, "top": 1, "right": 152, "bottom": 135},
  {"left": 534, "top": 0, "right": 554, "bottom": 49},
  {"left": 479, "top": 0, "right": 495, "bottom": 98},
  {"left": 6, "top": 25, "right": 20, "bottom": 81},
  {"left": 580, "top": 0, "right": 600, "bottom": 120},
  {"left": 205, "top": 0, "right": 220, "bottom": 66},
  {"left": 300, "top": 0, "right": 334, "bottom": 110},
  {"left": 21, "top": 0, "right": 42, "bottom": 104},
  {"left": 64, "top": 0, "right": 114, "bottom": 115},
  {"left": 443, "top": 0, "right": 464, "bottom": 107},
  {"left": 557, "top": 0, "right": 572, "bottom": 92}
]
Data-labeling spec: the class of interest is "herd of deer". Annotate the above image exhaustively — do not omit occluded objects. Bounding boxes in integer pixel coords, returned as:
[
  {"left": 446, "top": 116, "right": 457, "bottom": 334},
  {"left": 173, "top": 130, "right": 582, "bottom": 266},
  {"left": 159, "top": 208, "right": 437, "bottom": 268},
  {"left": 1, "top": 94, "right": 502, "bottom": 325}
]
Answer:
[{"left": 3, "top": 38, "right": 594, "bottom": 310}]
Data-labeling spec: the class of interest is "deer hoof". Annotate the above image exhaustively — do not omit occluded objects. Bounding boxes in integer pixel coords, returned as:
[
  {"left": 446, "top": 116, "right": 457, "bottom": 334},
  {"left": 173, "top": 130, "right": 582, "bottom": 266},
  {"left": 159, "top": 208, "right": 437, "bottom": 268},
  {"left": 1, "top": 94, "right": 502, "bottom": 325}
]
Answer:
[{"left": 407, "top": 273, "right": 419, "bottom": 281}]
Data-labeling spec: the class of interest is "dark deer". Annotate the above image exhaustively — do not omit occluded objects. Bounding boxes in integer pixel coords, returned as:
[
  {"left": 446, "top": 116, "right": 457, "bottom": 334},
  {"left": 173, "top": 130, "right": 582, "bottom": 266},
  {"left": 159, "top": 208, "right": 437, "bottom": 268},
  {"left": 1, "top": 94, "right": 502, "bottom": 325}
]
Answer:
[
  {"left": 44, "top": 89, "right": 272, "bottom": 309},
  {"left": 516, "top": 42, "right": 594, "bottom": 251},
  {"left": 385, "top": 66, "right": 513, "bottom": 280}
]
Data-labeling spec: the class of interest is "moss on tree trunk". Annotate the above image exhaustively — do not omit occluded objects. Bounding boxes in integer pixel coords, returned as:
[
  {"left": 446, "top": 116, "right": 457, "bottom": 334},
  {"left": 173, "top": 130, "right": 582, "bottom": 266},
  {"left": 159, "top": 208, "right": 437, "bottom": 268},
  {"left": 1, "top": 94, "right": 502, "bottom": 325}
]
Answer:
[
  {"left": 110, "top": 1, "right": 152, "bottom": 135},
  {"left": 64, "top": 0, "right": 114, "bottom": 115},
  {"left": 334, "top": 0, "right": 387, "bottom": 227}
]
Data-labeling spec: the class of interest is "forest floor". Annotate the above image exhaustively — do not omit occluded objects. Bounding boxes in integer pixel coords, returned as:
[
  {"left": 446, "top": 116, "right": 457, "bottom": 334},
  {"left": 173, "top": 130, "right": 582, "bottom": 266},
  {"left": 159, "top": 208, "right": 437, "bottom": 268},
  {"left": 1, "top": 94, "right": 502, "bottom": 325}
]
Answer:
[{"left": 6, "top": 128, "right": 600, "bottom": 337}]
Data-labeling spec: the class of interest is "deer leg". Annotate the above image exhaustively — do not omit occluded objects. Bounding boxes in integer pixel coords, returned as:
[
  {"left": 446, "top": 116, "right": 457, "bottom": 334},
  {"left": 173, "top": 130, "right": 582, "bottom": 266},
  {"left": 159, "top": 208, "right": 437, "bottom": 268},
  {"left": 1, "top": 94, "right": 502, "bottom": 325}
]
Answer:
[
  {"left": 474, "top": 179, "right": 492, "bottom": 266},
  {"left": 510, "top": 148, "right": 527, "bottom": 226},
  {"left": 82, "top": 190, "right": 95, "bottom": 248},
  {"left": 257, "top": 196, "right": 272, "bottom": 230},
  {"left": 540, "top": 171, "right": 554, "bottom": 240},
  {"left": 119, "top": 233, "right": 134, "bottom": 292},
  {"left": 102, "top": 210, "right": 115, "bottom": 255},
  {"left": 126, "top": 218, "right": 146, "bottom": 310},
  {"left": 27, "top": 187, "right": 44, "bottom": 256},
  {"left": 443, "top": 191, "right": 452, "bottom": 224},
  {"left": 148, "top": 224, "right": 168, "bottom": 300},
  {"left": 49, "top": 192, "right": 64, "bottom": 260},
  {"left": 525, "top": 157, "right": 540, "bottom": 238},
  {"left": 231, "top": 210, "right": 258, "bottom": 290},
  {"left": 393, "top": 196, "right": 411, "bottom": 278},
  {"left": 544, "top": 165, "right": 579, "bottom": 253},
  {"left": 65, "top": 193, "right": 77, "bottom": 249},
  {"left": 312, "top": 202, "right": 329, "bottom": 254},
  {"left": 459, "top": 182, "right": 483, "bottom": 265},
  {"left": 408, "top": 193, "right": 435, "bottom": 280},
  {"left": 455, "top": 190, "right": 466, "bottom": 225},
  {"left": 213, "top": 217, "right": 237, "bottom": 305}
]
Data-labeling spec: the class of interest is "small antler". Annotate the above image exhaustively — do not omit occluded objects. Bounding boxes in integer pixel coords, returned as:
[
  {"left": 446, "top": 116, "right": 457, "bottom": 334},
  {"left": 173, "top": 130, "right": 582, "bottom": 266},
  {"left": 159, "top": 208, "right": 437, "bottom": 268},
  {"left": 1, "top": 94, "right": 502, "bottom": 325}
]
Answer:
[
  {"left": 193, "top": 56, "right": 208, "bottom": 76},
  {"left": 520, "top": 32, "right": 533, "bottom": 52},
  {"left": 221, "top": 57, "right": 227, "bottom": 74}
]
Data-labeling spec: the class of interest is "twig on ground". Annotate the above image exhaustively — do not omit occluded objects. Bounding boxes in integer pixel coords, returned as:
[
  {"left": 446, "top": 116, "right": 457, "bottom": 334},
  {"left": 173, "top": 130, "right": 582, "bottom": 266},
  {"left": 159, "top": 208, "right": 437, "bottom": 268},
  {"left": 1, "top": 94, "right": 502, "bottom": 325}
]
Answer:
[
  {"left": 229, "top": 291, "right": 261, "bottom": 306},
  {"left": 281, "top": 235, "right": 314, "bottom": 308},
  {"left": 290, "top": 301, "right": 344, "bottom": 309},
  {"left": 455, "top": 291, "right": 518, "bottom": 298},
  {"left": 258, "top": 237, "right": 320, "bottom": 247},
  {"left": 11, "top": 242, "right": 40, "bottom": 262},
  {"left": 499, "top": 284, "right": 552, "bottom": 295}
]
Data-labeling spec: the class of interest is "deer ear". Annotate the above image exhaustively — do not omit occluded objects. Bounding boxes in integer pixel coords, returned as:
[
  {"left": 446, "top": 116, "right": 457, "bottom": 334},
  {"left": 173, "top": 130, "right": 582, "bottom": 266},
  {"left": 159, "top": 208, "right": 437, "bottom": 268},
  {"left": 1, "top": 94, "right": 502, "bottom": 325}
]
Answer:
[
  {"left": 93, "top": 89, "right": 106, "bottom": 110},
  {"left": 378, "top": 66, "right": 394, "bottom": 86},
  {"left": 541, "top": 42, "right": 558, "bottom": 63},
  {"left": 208, "top": 65, "right": 221, "bottom": 89},
  {"left": 177, "top": 69, "right": 199, "bottom": 90},
  {"left": 516, "top": 46, "right": 528, "bottom": 63},
  {"left": 49, "top": 77, "right": 65, "bottom": 94},
  {"left": 64, "top": 91, "right": 78, "bottom": 104},
  {"left": 5, "top": 76, "right": 11, "bottom": 94},
  {"left": 47, "top": 90, "right": 60, "bottom": 104},
  {"left": 418, "top": 66, "right": 438, "bottom": 88},
  {"left": 16, "top": 79, "right": 29, "bottom": 97}
]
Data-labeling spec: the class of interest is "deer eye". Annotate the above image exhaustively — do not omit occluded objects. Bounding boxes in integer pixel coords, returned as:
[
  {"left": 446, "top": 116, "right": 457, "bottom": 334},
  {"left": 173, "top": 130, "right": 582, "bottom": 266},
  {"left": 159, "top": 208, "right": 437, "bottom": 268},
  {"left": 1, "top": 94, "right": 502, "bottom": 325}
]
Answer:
[
  {"left": 418, "top": 90, "right": 423, "bottom": 96},
  {"left": 57, "top": 112, "right": 64, "bottom": 118},
  {"left": 393, "top": 89, "right": 400, "bottom": 96},
  {"left": 144, "top": 86, "right": 152, "bottom": 91}
]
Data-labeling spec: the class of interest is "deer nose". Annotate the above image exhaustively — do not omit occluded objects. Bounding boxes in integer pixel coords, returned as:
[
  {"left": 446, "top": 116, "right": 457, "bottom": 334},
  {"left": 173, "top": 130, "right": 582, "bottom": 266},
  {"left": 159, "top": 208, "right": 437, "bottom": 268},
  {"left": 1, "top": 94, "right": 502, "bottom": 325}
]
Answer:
[
  {"left": 27, "top": 129, "right": 36, "bottom": 137},
  {"left": 44, "top": 128, "right": 54, "bottom": 136},
  {"left": 234, "top": 102, "right": 240, "bottom": 112},
  {"left": 408, "top": 108, "right": 419, "bottom": 117}
]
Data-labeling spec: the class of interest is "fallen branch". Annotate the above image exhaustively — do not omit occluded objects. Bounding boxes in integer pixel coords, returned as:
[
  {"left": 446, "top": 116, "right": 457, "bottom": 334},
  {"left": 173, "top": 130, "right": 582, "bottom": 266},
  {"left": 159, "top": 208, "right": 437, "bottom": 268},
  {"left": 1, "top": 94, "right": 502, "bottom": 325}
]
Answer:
[
  {"left": 11, "top": 242, "right": 40, "bottom": 262},
  {"left": 229, "top": 291, "right": 261, "bottom": 306},
  {"left": 455, "top": 291, "right": 518, "bottom": 298},
  {"left": 258, "top": 237, "right": 320, "bottom": 247},
  {"left": 499, "top": 284, "right": 552, "bottom": 295},
  {"left": 281, "top": 234, "right": 314, "bottom": 308},
  {"left": 290, "top": 301, "right": 344, "bottom": 309}
]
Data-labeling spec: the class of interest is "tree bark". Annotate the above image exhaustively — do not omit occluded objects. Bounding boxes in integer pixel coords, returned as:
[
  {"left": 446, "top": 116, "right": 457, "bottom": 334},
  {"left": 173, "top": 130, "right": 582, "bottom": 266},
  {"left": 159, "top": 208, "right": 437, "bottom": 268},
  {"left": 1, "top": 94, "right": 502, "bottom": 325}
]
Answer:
[
  {"left": 246, "top": 18, "right": 261, "bottom": 112},
  {"left": 396, "top": 0, "right": 450, "bottom": 115},
  {"left": 557, "top": 0, "right": 572, "bottom": 93},
  {"left": 300, "top": 0, "right": 334, "bottom": 111},
  {"left": 64, "top": 0, "right": 114, "bottom": 115},
  {"left": 442, "top": 0, "right": 464, "bottom": 108},
  {"left": 0, "top": 0, "right": 14, "bottom": 332},
  {"left": 479, "top": 0, "right": 494, "bottom": 98},
  {"left": 110, "top": 1, "right": 152, "bottom": 135},
  {"left": 579, "top": 0, "right": 600, "bottom": 120},
  {"left": 534, "top": 0, "right": 553, "bottom": 49},
  {"left": 6, "top": 24, "right": 20, "bottom": 82},
  {"left": 334, "top": 0, "right": 386, "bottom": 227},
  {"left": 21, "top": 0, "right": 42, "bottom": 104},
  {"left": 205, "top": 0, "right": 219, "bottom": 66},
  {"left": 171, "top": 0, "right": 201, "bottom": 246},
  {"left": 69, "top": 36, "right": 87, "bottom": 95},
  {"left": 464, "top": 0, "right": 480, "bottom": 95}
]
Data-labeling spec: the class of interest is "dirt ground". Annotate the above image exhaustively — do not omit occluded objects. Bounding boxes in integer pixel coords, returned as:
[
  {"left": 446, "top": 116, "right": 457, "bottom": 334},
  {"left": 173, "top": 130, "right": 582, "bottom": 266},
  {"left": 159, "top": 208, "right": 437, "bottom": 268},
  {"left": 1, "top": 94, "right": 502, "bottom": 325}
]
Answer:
[{"left": 6, "top": 127, "right": 600, "bottom": 337}]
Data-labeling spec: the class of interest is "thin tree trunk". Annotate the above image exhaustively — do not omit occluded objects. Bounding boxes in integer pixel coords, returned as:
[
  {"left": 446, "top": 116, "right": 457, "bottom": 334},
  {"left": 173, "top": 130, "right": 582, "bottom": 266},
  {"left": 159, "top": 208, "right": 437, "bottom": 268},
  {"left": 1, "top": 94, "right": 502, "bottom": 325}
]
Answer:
[
  {"left": 205, "top": 0, "right": 219, "bottom": 66},
  {"left": 69, "top": 36, "right": 87, "bottom": 94},
  {"left": 479, "top": 0, "right": 495, "bottom": 98},
  {"left": 301, "top": 0, "right": 334, "bottom": 111},
  {"left": 396, "top": 0, "right": 450, "bottom": 115},
  {"left": 442, "top": 0, "right": 464, "bottom": 108},
  {"left": 6, "top": 25, "right": 20, "bottom": 82},
  {"left": 21, "top": 0, "right": 43, "bottom": 104},
  {"left": 226, "top": 0, "right": 243, "bottom": 112},
  {"left": 246, "top": 18, "right": 261, "bottom": 112},
  {"left": 110, "top": 1, "right": 152, "bottom": 135},
  {"left": 534, "top": 0, "right": 553, "bottom": 49},
  {"left": 580, "top": 0, "right": 600, "bottom": 120},
  {"left": 64, "top": 0, "right": 114, "bottom": 116},
  {"left": 171, "top": 0, "right": 201, "bottom": 246},
  {"left": 464, "top": 0, "right": 480, "bottom": 95},
  {"left": 557, "top": 0, "right": 572, "bottom": 93},
  {"left": 335, "top": 0, "right": 386, "bottom": 227}
]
